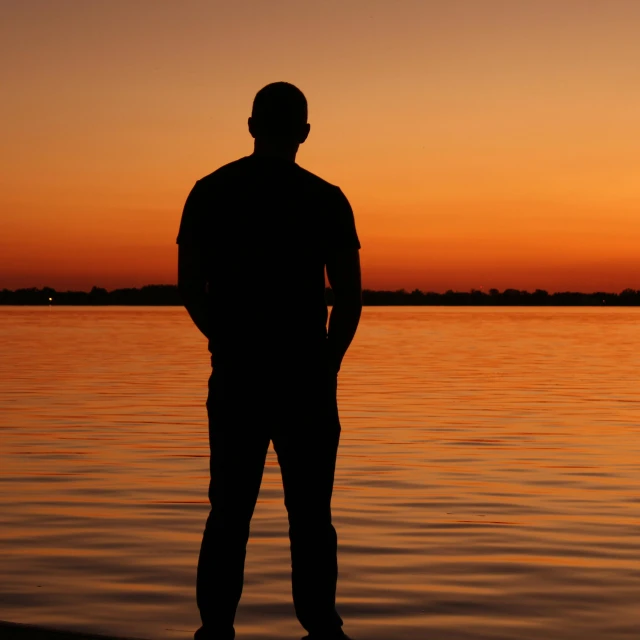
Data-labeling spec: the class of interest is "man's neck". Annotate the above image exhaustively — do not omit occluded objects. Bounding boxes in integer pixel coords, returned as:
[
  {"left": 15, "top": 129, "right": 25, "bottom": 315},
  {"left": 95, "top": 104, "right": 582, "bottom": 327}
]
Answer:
[{"left": 252, "top": 140, "right": 299, "bottom": 163}]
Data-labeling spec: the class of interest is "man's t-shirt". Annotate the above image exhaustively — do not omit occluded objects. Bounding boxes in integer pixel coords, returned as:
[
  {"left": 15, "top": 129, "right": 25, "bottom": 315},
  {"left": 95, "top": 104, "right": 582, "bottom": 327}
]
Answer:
[{"left": 176, "top": 154, "right": 360, "bottom": 374}]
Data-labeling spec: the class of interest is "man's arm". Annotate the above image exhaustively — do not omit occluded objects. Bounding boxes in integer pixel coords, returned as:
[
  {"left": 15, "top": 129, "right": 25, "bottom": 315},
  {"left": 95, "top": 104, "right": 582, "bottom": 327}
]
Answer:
[
  {"left": 326, "top": 248, "right": 362, "bottom": 372},
  {"left": 178, "top": 242, "right": 210, "bottom": 340}
]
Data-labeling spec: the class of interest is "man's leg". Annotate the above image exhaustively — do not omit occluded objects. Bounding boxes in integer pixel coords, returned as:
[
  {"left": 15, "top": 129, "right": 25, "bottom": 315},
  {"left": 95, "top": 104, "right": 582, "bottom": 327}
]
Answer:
[
  {"left": 272, "top": 373, "right": 344, "bottom": 637},
  {"left": 195, "top": 373, "right": 270, "bottom": 640}
]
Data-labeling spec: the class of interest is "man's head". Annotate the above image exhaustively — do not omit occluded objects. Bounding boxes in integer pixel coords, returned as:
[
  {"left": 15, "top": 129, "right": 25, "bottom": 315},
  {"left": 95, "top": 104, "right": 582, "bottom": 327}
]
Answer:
[{"left": 248, "top": 82, "right": 310, "bottom": 147}]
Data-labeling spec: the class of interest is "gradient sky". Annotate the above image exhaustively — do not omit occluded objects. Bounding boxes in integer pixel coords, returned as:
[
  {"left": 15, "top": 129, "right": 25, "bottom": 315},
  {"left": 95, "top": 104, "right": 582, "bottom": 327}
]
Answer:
[{"left": 2, "top": 0, "right": 639, "bottom": 292}]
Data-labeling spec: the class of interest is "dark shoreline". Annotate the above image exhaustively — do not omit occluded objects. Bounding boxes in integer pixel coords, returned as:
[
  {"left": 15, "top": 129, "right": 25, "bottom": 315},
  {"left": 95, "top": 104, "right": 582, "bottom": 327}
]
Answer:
[
  {"left": 0, "top": 621, "right": 143, "bottom": 640},
  {"left": 1, "top": 285, "right": 640, "bottom": 306}
]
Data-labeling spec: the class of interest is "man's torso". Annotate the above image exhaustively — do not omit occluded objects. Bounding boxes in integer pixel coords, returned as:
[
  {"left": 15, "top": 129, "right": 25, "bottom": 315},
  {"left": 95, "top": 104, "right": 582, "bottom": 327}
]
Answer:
[{"left": 177, "top": 155, "right": 359, "bottom": 374}]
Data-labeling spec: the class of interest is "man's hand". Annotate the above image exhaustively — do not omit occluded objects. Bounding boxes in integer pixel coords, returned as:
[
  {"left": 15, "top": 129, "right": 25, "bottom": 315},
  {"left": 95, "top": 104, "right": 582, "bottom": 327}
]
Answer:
[
  {"left": 326, "top": 248, "right": 362, "bottom": 372},
  {"left": 178, "top": 242, "right": 210, "bottom": 340}
]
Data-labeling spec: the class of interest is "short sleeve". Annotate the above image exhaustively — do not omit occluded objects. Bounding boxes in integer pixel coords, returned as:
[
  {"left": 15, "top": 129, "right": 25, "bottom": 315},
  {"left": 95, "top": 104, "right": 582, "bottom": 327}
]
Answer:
[
  {"left": 327, "top": 187, "right": 361, "bottom": 254},
  {"left": 176, "top": 180, "right": 205, "bottom": 245}
]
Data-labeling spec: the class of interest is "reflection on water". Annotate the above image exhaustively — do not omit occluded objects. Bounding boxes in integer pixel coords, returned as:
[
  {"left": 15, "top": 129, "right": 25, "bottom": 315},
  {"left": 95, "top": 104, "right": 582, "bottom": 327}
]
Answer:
[{"left": 1, "top": 306, "right": 639, "bottom": 640}]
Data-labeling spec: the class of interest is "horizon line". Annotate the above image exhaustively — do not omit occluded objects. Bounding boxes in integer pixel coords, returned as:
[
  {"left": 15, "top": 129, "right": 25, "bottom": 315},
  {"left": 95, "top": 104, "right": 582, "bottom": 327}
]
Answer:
[{"left": 2, "top": 284, "right": 640, "bottom": 296}]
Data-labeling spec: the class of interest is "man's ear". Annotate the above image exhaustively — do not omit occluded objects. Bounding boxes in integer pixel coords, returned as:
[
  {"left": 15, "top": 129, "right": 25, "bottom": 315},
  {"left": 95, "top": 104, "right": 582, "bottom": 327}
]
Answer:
[
  {"left": 248, "top": 117, "right": 256, "bottom": 139},
  {"left": 300, "top": 123, "right": 311, "bottom": 144}
]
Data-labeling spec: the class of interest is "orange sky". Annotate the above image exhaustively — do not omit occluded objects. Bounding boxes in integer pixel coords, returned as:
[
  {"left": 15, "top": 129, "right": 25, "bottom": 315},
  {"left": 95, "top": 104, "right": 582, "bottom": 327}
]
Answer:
[{"left": 2, "top": 0, "right": 639, "bottom": 293}]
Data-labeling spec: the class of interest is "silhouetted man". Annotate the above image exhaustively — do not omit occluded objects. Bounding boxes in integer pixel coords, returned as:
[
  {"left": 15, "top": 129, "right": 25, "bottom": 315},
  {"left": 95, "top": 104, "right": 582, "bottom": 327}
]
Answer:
[{"left": 177, "top": 82, "right": 362, "bottom": 640}]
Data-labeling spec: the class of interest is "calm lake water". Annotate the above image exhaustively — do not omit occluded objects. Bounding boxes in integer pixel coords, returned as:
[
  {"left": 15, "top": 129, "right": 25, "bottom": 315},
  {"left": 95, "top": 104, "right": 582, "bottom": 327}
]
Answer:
[{"left": 1, "top": 306, "right": 639, "bottom": 640}]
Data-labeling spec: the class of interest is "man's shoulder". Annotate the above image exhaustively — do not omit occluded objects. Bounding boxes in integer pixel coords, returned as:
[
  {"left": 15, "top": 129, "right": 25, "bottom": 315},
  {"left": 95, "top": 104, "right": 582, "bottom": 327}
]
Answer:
[
  {"left": 293, "top": 164, "right": 341, "bottom": 194},
  {"left": 192, "top": 157, "right": 345, "bottom": 202},
  {"left": 196, "top": 157, "right": 251, "bottom": 186}
]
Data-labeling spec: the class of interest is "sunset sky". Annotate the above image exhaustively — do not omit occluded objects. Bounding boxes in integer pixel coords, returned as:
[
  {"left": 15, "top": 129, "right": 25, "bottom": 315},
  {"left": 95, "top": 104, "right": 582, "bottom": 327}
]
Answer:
[{"left": 2, "top": 0, "right": 639, "bottom": 293}]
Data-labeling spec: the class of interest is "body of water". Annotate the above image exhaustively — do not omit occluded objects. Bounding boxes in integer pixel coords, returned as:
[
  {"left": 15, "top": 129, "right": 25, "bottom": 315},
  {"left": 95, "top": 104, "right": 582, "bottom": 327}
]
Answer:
[{"left": 1, "top": 306, "right": 639, "bottom": 639}]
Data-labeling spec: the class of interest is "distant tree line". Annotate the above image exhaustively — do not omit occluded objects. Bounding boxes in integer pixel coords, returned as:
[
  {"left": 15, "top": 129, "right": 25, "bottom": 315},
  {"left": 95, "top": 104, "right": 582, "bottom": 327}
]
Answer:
[
  {"left": 0, "top": 285, "right": 182, "bottom": 306},
  {"left": 2, "top": 285, "right": 640, "bottom": 306}
]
